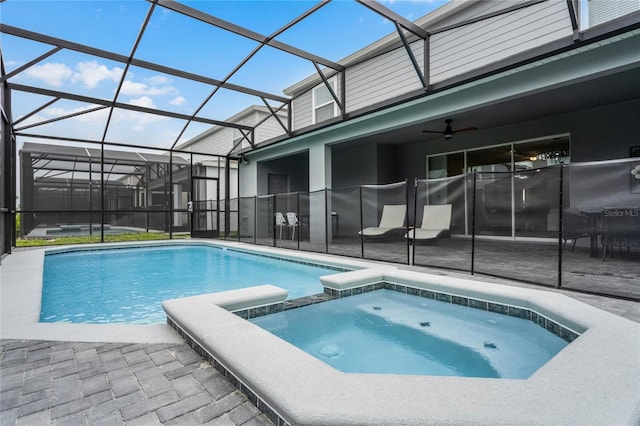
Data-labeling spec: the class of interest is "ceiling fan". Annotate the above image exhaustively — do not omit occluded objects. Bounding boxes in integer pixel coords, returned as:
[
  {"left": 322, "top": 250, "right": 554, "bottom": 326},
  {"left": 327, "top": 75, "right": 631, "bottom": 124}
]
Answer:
[{"left": 422, "top": 119, "right": 478, "bottom": 140}]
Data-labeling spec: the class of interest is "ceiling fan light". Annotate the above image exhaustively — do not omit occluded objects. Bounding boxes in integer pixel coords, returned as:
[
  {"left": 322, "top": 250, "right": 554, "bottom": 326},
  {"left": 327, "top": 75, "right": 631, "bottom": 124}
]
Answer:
[{"left": 444, "top": 120, "right": 453, "bottom": 139}]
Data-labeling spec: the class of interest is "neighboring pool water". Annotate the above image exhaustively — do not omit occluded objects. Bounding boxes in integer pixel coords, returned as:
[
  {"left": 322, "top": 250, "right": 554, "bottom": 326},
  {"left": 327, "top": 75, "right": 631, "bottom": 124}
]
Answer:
[
  {"left": 41, "top": 245, "right": 337, "bottom": 324},
  {"left": 251, "top": 290, "right": 569, "bottom": 378}
]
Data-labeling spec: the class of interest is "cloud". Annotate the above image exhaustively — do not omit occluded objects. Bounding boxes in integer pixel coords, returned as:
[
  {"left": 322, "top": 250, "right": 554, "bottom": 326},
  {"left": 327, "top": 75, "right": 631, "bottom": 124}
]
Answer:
[
  {"left": 169, "top": 96, "right": 186, "bottom": 106},
  {"left": 111, "top": 96, "right": 167, "bottom": 131},
  {"left": 46, "top": 104, "right": 107, "bottom": 124},
  {"left": 120, "top": 79, "right": 176, "bottom": 96},
  {"left": 128, "top": 96, "right": 156, "bottom": 109},
  {"left": 73, "top": 61, "right": 123, "bottom": 88},
  {"left": 147, "top": 75, "right": 171, "bottom": 85},
  {"left": 25, "top": 63, "right": 73, "bottom": 87}
]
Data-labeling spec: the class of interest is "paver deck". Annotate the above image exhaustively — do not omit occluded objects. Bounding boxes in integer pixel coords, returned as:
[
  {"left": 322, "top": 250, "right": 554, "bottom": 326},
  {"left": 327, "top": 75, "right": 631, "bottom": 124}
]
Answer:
[{"left": 0, "top": 340, "right": 272, "bottom": 426}]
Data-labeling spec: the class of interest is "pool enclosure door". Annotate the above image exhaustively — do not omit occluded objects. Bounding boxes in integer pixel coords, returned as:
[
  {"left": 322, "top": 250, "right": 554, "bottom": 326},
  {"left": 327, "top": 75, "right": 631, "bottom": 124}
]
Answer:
[{"left": 190, "top": 177, "right": 219, "bottom": 238}]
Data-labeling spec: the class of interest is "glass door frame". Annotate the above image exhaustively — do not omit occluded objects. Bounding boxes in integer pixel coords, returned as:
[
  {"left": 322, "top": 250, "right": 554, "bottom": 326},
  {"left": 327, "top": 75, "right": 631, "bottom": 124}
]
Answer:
[{"left": 425, "top": 134, "right": 570, "bottom": 240}]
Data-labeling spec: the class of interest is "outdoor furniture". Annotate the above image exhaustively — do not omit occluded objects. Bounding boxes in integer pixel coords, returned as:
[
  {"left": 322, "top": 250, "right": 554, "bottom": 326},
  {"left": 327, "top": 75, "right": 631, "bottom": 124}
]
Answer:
[
  {"left": 578, "top": 207, "right": 605, "bottom": 257},
  {"left": 275, "top": 212, "right": 286, "bottom": 239},
  {"left": 405, "top": 204, "right": 452, "bottom": 241},
  {"left": 601, "top": 207, "right": 640, "bottom": 261},
  {"left": 562, "top": 208, "right": 594, "bottom": 252},
  {"left": 286, "top": 212, "right": 300, "bottom": 240},
  {"left": 359, "top": 204, "right": 406, "bottom": 238}
]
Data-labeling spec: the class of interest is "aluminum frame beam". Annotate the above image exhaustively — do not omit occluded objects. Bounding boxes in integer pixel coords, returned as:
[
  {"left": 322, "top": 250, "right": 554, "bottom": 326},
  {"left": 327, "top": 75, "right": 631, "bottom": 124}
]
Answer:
[{"left": 355, "top": 0, "right": 429, "bottom": 39}]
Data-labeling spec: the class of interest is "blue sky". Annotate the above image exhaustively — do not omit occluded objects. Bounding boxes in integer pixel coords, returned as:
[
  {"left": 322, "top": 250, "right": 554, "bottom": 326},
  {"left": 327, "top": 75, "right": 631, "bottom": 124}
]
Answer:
[{"left": 1, "top": 0, "right": 448, "bottom": 151}]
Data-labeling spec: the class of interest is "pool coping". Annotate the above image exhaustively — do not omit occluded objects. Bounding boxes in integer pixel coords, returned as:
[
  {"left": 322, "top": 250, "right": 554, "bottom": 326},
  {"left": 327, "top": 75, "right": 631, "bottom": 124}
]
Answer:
[
  {"left": 0, "top": 239, "right": 377, "bottom": 344},
  {"left": 163, "top": 268, "right": 640, "bottom": 426}
]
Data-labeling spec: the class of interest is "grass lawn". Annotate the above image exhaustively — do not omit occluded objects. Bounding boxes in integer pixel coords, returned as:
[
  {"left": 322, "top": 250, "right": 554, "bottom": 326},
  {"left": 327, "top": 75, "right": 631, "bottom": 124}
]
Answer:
[{"left": 17, "top": 232, "right": 191, "bottom": 247}]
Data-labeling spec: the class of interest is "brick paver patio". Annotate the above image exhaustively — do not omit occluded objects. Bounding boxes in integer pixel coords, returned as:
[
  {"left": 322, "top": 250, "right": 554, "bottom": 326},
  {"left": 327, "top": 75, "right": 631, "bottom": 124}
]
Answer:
[{"left": 0, "top": 340, "right": 272, "bottom": 425}]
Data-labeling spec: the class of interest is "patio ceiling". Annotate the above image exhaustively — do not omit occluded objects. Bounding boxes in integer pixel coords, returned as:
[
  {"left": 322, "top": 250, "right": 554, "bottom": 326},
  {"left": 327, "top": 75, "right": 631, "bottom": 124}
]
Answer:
[{"left": 1, "top": 0, "right": 439, "bottom": 157}]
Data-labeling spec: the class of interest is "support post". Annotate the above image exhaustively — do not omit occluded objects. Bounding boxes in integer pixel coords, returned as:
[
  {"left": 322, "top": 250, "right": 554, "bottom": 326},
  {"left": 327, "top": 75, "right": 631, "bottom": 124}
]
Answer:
[
  {"left": 471, "top": 172, "right": 477, "bottom": 275},
  {"left": 557, "top": 163, "right": 564, "bottom": 288}
]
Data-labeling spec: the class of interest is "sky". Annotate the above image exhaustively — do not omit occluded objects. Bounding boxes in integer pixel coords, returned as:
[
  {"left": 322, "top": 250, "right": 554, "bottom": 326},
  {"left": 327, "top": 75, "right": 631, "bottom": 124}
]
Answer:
[{"left": 1, "top": 0, "right": 450, "bottom": 152}]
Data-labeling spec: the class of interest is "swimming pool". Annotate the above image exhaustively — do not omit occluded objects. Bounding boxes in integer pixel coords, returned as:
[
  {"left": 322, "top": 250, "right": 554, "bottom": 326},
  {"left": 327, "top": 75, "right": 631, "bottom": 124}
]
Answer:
[
  {"left": 251, "top": 290, "right": 567, "bottom": 378},
  {"left": 41, "top": 244, "right": 341, "bottom": 324},
  {"left": 45, "top": 224, "right": 142, "bottom": 236}
]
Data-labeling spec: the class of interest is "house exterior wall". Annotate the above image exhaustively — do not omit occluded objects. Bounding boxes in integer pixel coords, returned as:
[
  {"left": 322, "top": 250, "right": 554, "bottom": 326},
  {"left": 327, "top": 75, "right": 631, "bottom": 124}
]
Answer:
[
  {"left": 332, "top": 144, "right": 378, "bottom": 189},
  {"left": 196, "top": 128, "right": 234, "bottom": 156},
  {"left": 288, "top": 0, "right": 573, "bottom": 131},
  {"left": 256, "top": 153, "right": 309, "bottom": 196},
  {"left": 182, "top": 108, "right": 287, "bottom": 156},
  {"left": 255, "top": 112, "right": 287, "bottom": 143},
  {"left": 292, "top": 90, "right": 313, "bottom": 131},
  {"left": 345, "top": 41, "right": 424, "bottom": 112},
  {"left": 589, "top": 0, "right": 640, "bottom": 27},
  {"left": 430, "top": 0, "right": 572, "bottom": 83}
]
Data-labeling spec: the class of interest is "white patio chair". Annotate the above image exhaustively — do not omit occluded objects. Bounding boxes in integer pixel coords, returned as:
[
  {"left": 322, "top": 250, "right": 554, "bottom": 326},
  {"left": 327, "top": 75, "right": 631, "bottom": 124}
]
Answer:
[
  {"left": 405, "top": 204, "right": 452, "bottom": 241},
  {"left": 286, "top": 212, "right": 300, "bottom": 240},
  {"left": 359, "top": 204, "right": 406, "bottom": 238},
  {"left": 275, "top": 212, "right": 286, "bottom": 239}
]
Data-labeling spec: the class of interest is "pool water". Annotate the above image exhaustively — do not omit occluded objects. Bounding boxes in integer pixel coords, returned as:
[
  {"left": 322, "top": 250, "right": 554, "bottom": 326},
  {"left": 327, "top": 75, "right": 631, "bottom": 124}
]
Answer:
[
  {"left": 41, "top": 245, "right": 337, "bottom": 324},
  {"left": 251, "top": 290, "right": 568, "bottom": 378}
]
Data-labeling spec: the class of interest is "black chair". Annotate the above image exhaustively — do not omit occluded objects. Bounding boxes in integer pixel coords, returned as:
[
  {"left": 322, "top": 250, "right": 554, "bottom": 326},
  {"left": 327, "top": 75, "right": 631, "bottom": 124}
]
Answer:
[
  {"left": 562, "top": 209, "right": 594, "bottom": 252},
  {"left": 601, "top": 207, "right": 640, "bottom": 261}
]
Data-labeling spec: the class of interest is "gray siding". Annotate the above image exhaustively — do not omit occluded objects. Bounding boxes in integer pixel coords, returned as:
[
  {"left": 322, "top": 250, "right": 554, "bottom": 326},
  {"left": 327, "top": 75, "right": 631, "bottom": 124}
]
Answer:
[
  {"left": 292, "top": 90, "right": 313, "bottom": 130},
  {"left": 190, "top": 128, "right": 234, "bottom": 156},
  {"left": 183, "top": 110, "right": 286, "bottom": 155},
  {"left": 589, "top": 0, "right": 640, "bottom": 27},
  {"left": 430, "top": 1, "right": 572, "bottom": 83},
  {"left": 255, "top": 114, "right": 287, "bottom": 143},
  {"left": 346, "top": 41, "right": 424, "bottom": 112}
]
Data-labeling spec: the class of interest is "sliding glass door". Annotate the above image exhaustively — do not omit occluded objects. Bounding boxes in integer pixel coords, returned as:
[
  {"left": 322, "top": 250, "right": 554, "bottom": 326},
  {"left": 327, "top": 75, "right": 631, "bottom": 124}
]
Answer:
[{"left": 426, "top": 136, "right": 569, "bottom": 239}]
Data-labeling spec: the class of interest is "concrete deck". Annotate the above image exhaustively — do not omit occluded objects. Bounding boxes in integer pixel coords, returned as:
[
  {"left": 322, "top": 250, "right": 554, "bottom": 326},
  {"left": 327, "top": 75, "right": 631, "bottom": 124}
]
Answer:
[{"left": 1, "top": 240, "right": 639, "bottom": 425}]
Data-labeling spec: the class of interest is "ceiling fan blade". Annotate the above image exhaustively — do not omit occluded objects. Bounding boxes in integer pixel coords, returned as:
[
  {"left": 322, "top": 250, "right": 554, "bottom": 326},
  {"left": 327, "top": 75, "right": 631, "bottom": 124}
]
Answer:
[
  {"left": 421, "top": 130, "right": 444, "bottom": 134},
  {"left": 452, "top": 126, "right": 478, "bottom": 134}
]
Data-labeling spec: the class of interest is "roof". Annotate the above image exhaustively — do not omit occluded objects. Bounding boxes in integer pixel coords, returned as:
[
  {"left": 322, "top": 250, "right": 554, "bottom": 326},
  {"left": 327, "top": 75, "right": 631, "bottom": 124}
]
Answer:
[{"left": 20, "top": 142, "right": 189, "bottom": 165}]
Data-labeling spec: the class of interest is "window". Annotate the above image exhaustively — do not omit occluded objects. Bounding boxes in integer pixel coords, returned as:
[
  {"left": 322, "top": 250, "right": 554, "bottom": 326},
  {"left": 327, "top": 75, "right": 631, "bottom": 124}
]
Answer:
[{"left": 313, "top": 78, "right": 338, "bottom": 124}]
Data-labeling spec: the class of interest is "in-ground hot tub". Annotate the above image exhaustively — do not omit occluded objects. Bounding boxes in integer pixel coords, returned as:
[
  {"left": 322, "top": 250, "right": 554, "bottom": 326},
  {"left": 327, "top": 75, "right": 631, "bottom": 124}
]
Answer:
[
  {"left": 250, "top": 289, "right": 571, "bottom": 379},
  {"left": 163, "top": 267, "right": 640, "bottom": 426}
]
